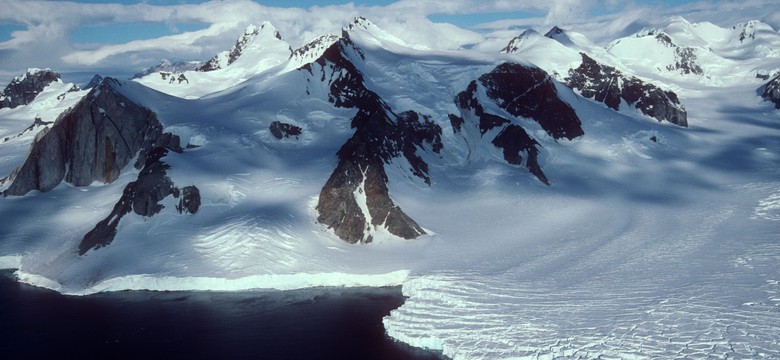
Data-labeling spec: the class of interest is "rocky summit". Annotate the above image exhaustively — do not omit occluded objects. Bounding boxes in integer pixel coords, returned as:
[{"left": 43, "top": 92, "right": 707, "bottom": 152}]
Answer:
[{"left": 0, "top": 68, "right": 61, "bottom": 109}]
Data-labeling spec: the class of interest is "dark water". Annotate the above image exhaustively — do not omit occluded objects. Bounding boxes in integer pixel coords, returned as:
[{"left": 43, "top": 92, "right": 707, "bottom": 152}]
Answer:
[{"left": 0, "top": 270, "right": 442, "bottom": 359}]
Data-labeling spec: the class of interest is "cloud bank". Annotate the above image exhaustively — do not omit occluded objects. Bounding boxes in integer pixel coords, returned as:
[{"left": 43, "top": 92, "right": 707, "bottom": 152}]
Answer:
[{"left": 0, "top": 0, "right": 777, "bottom": 82}]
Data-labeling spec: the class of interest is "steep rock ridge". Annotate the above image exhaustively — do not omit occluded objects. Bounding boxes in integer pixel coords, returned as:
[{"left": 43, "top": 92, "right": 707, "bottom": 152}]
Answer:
[
  {"left": 3, "top": 78, "right": 175, "bottom": 196},
  {"left": 566, "top": 53, "right": 688, "bottom": 127},
  {"left": 199, "top": 23, "right": 286, "bottom": 72},
  {"left": 79, "top": 147, "right": 201, "bottom": 255},
  {"left": 290, "top": 34, "right": 341, "bottom": 68},
  {"left": 302, "top": 34, "right": 441, "bottom": 243},
  {"left": 0, "top": 68, "right": 61, "bottom": 109},
  {"left": 762, "top": 74, "right": 780, "bottom": 108}
]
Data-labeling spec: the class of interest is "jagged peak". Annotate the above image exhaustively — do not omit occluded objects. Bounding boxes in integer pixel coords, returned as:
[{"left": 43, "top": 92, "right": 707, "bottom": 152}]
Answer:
[
  {"left": 291, "top": 33, "right": 342, "bottom": 64},
  {"left": 544, "top": 26, "right": 566, "bottom": 39},
  {"left": 247, "top": 21, "right": 283, "bottom": 41},
  {"left": 11, "top": 68, "right": 60, "bottom": 83},
  {"left": 346, "top": 16, "right": 373, "bottom": 31},
  {"left": 342, "top": 16, "right": 428, "bottom": 51},
  {"left": 1, "top": 68, "right": 62, "bottom": 109},
  {"left": 199, "top": 21, "right": 289, "bottom": 72},
  {"left": 500, "top": 29, "right": 543, "bottom": 53}
]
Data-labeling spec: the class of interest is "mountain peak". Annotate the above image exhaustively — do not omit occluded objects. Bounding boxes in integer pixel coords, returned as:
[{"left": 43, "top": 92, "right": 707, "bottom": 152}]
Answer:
[
  {"left": 544, "top": 26, "right": 565, "bottom": 39},
  {"left": 500, "top": 29, "right": 543, "bottom": 53},
  {"left": 343, "top": 16, "right": 428, "bottom": 51},
  {"left": 199, "top": 22, "right": 289, "bottom": 72},
  {"left": 0, "top": 68, "right": 61, "bottom": 109},
  {"left": 731, "top": 19, "right": 775, "bottom": 42}
]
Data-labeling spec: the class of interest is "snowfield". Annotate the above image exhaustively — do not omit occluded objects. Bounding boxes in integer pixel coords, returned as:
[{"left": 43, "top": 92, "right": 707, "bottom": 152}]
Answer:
[{"left": 1, "top": 15, "right": 779, "bottom": 359}]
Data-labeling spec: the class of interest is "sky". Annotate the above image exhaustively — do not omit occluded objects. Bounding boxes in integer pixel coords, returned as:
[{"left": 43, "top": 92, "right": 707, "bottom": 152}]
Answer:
[{"left": 0, "top": 0, "right": 779, "bottom": 83}]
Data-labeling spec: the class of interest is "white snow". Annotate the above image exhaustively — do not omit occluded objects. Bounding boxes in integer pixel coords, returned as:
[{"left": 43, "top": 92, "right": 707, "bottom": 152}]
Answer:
[
  {"left": 1, "top": 16, "right": 779, "bottom": 360},
  {"left": 14, "top": 269, "right": 409, "bottom": 296}
]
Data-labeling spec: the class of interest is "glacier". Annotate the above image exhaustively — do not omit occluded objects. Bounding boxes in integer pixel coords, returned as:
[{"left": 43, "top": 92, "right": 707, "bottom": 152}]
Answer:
[{"left": 0, "top": 15, "right": 779, "bottom": 359}]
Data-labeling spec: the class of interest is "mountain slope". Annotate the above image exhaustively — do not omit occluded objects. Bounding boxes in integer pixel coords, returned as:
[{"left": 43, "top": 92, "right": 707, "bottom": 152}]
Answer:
[
  {"left": 502, "top": 28, "right": 688, "bottom": 126},
  {"left": 0, "top": 15, "right": 779, "bottom": 360}
]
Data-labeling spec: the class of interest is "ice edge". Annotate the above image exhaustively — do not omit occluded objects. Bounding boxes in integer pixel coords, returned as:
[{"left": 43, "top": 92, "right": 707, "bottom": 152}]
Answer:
[{"left": 12, "top": 269, "right": 410, "bottom": 296}]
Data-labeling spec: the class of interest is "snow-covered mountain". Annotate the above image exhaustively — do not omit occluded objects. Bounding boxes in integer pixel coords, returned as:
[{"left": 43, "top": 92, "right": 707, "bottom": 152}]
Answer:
[
  {"left": 606, "top": 16, "right": 780, "bottom": 85},
  {"left": 134, "top": 22, "right": 292, "bottom": 99},
  {"left": 0, "top": 68, "right": 64, "bottom": 109},
  {"left": 502, "top": 26, "right": 688, "bottom": 126},
  {"left": 1, "top": 15, "right": 779, "bottom": 359},
  {"left": 131, "top": 59, "right": 202, "bottom": 80}
]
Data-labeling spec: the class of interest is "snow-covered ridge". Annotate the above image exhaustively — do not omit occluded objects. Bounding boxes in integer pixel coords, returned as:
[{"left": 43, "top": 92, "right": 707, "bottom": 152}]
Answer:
[
  {"left": 199, "top": 22, "right": 288, "bottom": 72},
  {"left": 344, "top": 16, "right": 430, "bottom": 51},
  {"left": 2, "top": 13, "right": 780, "bottom": 359}
]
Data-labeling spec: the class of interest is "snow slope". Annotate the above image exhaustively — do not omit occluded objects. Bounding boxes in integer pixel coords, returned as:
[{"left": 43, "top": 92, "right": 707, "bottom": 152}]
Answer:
[
  {"left": 607, "top": 17, "right": 780, "bottom": 86},
  {"left": 1, "top": 16, "right": 779, "bottom": 359}
]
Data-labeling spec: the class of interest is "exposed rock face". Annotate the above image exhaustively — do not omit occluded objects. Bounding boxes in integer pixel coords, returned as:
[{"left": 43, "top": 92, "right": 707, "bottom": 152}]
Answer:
[
  {"left": 652, "top": 32, "right": 703, "bottom": 75},
  {"left": 177, "top": 186, "right": 201, "bottom": 215},
  {"left": 0, "top": 68, "right": 61, "bottom": 109},
  {"left": 304, "top": 36, "right": 441, "bottom": 243},
  {"left": 269, "top": 121, "right": 302, "bottom": 139},
  {"left": 480, "top": 63, "right": 584, "bottom": 140},
  {"left": 733, "top": 20, "right": 763, "bottom": 43},
  {"left": 291, "top": 34, "right": 341, "bottom": 65},
  {"left": 762, "top": 74, "right": 780, "bottom": 108},
  {"left": 3, "top": 78, "right": 170, "bottom": 196},
  {"left": 566, "top": 53, "right": 688, "bottom": 127},
  {"left": 544, "top": 26, "right": 565, "bottom": 39},
  {"left": 79, "top": 147, "right": 200, "bottom": 255},
  {"left": 668, "top": 46, "right": 703, "bottom": 75},
  {"left": 453, "top": 63, "right": 578, "bottom": 185}
]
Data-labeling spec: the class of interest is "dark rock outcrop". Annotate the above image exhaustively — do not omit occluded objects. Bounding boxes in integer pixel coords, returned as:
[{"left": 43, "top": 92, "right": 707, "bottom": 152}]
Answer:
[
  {"left": 453, "top": 63, "right": 577, "bottom": 186},
  {"left": 566, "top": 53, "right": 688, "bottom": 127},
  {"left": 79, "top": 147, "right": 200, "bottom": 255},
  {"left": 0, "top": 68, "right": 61, "bottom": 109},
  {"left": 479, "top": 63, "right": 583, "bottom": 140},
  {"left": 652, "top": 32, "right": 703, "bottom": 75},
  {"left": 544, "top": 26, "right": 565, "bottom": 39},
  {"left": 269, "top": 121, "right": 303, "bottom": 139},
  {"left": 491, "top": 125, "right": 547, "bottom": 185},
  {"left": 177, "top": 186, "right": 201, "bottom": 215},
  {"left": 3, "top": 78, "right": 173, "bottom": 196},
  {"left": 762, "top": 74, "right": 780, "bottom": 108},
  {"left": 304, "top": 35, "right": 440, "bottom": 243}
]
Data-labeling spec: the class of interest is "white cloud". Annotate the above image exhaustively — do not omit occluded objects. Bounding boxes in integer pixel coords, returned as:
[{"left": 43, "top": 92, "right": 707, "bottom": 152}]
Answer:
[{"left": 0, "top": 0, "right": 776, "bottom": 83}]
